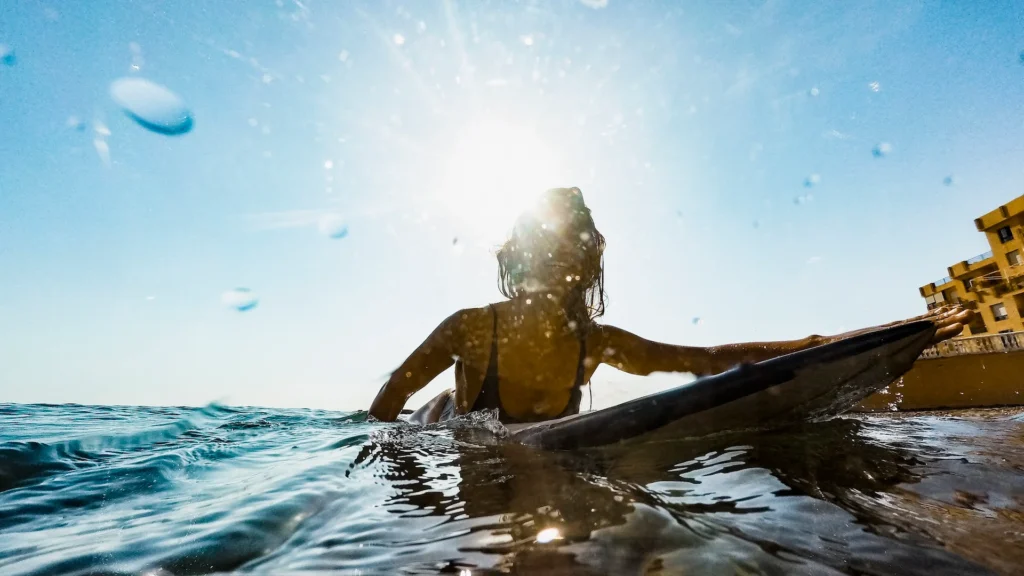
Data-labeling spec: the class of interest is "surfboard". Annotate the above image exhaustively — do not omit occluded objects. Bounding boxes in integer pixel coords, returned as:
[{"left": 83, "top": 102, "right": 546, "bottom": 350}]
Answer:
[{"left": 506, "top": 321, "right": 935, "bottom": 450}]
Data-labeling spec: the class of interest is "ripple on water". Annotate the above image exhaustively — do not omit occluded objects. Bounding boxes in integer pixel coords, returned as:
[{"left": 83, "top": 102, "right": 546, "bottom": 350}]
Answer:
[{"left": 0, "top": 405, "right": 1018, "bottom": 575}]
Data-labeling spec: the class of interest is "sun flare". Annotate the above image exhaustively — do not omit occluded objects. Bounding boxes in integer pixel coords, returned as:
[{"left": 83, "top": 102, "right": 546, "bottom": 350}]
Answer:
[{"left": 438, "top": 117, "right": 562, "bottom": 245}]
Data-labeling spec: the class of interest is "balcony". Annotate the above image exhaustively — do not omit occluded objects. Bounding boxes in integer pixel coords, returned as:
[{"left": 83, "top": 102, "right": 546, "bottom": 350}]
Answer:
[
  {"left": 920, "top": 331, "right": 1024, "bottom": 359},
  {"left": 966, "top": 250, "right": 994, "bottom": 265},
  {"left": 950, "top": 251, "right": 997, "bottom": 277},
  {"left": 931, "top": 276, "right": 953, "bottom": 287}
]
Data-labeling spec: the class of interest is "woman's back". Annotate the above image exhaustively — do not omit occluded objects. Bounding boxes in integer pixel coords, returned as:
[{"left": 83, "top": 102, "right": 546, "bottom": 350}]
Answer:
[{"left": 454, "top": 299, "right": 595, "bottom": 422}]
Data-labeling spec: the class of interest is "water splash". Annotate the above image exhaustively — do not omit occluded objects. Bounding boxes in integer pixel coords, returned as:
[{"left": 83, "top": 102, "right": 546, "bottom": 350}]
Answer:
[
  {"left": 109, "top": 77, "right": 193, "bottom": 136},
  {"left": 221, "top": 288, "right": 259, "bottom": 312}
]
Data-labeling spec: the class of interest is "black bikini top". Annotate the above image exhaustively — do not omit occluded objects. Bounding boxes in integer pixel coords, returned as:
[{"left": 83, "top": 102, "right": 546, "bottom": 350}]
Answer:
[{"left": 470, "top": 305, "right": 587, "bottom": 423}]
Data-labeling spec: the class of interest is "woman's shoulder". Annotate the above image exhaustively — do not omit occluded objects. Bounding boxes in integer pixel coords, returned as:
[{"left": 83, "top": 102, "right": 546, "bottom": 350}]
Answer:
[{"left": 434, "top": 305, "right": 498, "bottom": 338}]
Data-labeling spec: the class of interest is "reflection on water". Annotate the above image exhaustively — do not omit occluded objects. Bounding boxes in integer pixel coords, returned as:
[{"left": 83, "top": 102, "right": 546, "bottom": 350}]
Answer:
[{"left": 0, "top": 404, "right": 1020, "bottom": 575}]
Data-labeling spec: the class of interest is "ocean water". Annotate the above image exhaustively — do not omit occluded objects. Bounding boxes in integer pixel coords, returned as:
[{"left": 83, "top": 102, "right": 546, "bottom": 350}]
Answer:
[{"left": 1, "top": 404, "right": 1022, "bottom": 576}]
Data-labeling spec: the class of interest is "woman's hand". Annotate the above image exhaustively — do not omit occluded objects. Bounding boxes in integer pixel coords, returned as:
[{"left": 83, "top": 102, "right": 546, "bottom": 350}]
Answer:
[
  {"left": 836, "top": 305, "right": 976, "bottom": 346},
  {"left": 920, "top": 305, "right": 976, "bottom": 344}
]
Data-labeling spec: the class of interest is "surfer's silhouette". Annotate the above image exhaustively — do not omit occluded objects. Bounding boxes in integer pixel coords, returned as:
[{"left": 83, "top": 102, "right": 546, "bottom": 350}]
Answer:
[{"left": 369, "top": 187, "right": 974, "bottom": 423}]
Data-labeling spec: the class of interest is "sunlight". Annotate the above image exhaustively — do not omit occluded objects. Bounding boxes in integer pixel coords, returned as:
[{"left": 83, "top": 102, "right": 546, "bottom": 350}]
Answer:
[{"left": 437, "top": 117, "right": 562, "bottom": 245}]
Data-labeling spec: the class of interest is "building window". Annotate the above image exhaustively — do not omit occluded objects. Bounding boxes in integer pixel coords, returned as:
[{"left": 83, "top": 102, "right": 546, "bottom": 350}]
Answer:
[
  {"left": 997, "top": 226, "right": 1013, "bottom": 243},
  {"left": 992, "top": 302, "right": 1008, "bottom": 321},
  {"left": 1009, "top": 249, "right": 1023, "bottom": 266}
]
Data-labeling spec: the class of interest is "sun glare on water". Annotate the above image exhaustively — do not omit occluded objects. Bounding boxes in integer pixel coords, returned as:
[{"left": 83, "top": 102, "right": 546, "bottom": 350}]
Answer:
[{"left": 437, "top": 117, "right": 562, "bottom": 245}]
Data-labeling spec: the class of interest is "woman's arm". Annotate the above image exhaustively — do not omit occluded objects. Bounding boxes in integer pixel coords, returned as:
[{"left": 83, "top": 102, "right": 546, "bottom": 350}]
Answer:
[
  {"left": 368, "top": 312, "right": 463, "bottom": 421},
  {"left": 594, "top": 305, "right": 974, "bottom": 378},
  {"left": 593, "top": 325, "right": 824, "bottom": 377}
]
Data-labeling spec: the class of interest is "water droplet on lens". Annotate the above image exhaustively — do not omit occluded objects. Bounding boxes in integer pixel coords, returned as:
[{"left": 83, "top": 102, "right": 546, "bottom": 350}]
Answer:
[
  {"left": 809, "top": 86, "right": 819, "bottom": 97},
  {"left": 0, "top": 44, "right": 16, "bottom": 66},
  {"left": 521, "top": 35, "right": 534, "bottom": 46},
  {"left": 943, "top": 175, "right": 954, "bottom": 186},
  {"left": 868, "top": 81, "right": 880, "bottom": 92},
  {"left": 804, "top": 173, "right": 820, "bottom": 187},
  {"left": 109, "top": 77, "right": 193, "bottom": 135},
  {"left": 222, "top": 288, "right": 258, "bottom": 312},
  {"left": 324, "top": 160, "right": 333, "bottom": 169},
  {"left": 393, "top": 33, "right": 406, "bottom": 46},
  {"left": 579, "top": 231, "right": 591, "bottom": 242},
  {"left": 66, "top": 116, "right": 86, "bottom": 132},
  {"left": 417, "top": 21, "right": 427, "bottom": 33},
  {"left": 692, "top": 317, "right": 702, "bottom": 326},
  {"left": 318, "top": 213, "right": 349, "bottom": 239},
  {"left": 338, "top": 50, "right": 350, "bottom": 62},
  {"left": 872, "top": 142, "right": 892, "bottom": 158},
  {"left": 93, "top": 139, "right": 111, "bottom": 166}
]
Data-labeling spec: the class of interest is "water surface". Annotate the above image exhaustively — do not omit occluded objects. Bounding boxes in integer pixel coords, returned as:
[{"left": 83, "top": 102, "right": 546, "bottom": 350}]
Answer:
[{"left": 1, "top": 404, "right": 1021, "bottom": 575}]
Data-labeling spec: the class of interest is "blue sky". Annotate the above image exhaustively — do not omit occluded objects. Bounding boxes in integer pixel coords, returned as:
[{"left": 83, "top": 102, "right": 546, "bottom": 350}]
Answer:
[{"left": 2, "top": 1, "right": 1023, "bottom": 409}]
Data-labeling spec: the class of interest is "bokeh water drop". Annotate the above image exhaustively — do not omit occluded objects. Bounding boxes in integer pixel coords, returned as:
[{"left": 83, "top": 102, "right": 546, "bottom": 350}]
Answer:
[
  {"left": 93, "top": 139, "right": 111, "bottom": 166},
  {"left": 318, "top": 213, "right": 349, "bottom": 239},
  {"left": 804, "top": 174, "right": 820, "bottom": 187},
  {"left": 222, "top": 288, "right": 258, "bottom": 312},
  {"left": 943, "top": 175, "right": 954, "bottom": 186},
  {"left": 109, "top": 77, "right": 193, "bottom": 136},
  {"left": 129, "top": 42, "right": 144, "bottom": 72},
  {"left": 692, "top": 317, "right": 702, "bottom": 326},
  {"left": 872, "top": 142, "right": 892, "bottom": 158},
  {"left": 0, "top": 44, "right": 15, "bottom": 66},
  {"left": 66, "top": 116, "right": 86, "bottom": 132},
  {"left": 393, "top": 34, "right": 405, "bottom": 46}
]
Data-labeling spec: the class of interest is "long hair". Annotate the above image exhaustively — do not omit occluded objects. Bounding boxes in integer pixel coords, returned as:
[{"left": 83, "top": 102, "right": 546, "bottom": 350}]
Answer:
[{"left": 496, "top": 187, "right": 606, "bottom": 332}]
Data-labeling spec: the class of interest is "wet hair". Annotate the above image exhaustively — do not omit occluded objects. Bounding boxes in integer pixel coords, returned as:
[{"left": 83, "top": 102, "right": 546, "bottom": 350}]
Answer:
[{"left": 496, "top": 187, "right": 606, "bottom": 330}]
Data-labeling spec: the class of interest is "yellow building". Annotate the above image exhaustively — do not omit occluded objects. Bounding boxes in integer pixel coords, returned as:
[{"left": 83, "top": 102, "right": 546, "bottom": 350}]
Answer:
[{"left": 919, "top": 194, "right": 1024, "bottom": 335}]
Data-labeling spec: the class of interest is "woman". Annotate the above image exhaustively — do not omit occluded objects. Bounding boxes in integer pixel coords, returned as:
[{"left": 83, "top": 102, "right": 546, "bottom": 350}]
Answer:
[{"left": 369, "top": 187, "right": 973, "bottom": 423}]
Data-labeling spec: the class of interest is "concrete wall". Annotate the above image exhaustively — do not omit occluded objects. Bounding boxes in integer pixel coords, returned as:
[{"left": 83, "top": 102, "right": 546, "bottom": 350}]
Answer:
[{"left": 857, "top": 350, "right": 1024, "bottom": 411}]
